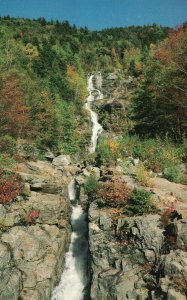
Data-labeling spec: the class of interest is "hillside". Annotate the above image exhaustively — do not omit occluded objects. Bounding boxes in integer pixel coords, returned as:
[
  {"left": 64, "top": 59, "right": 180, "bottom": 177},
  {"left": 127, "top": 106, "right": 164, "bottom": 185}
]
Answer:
[{"left": 0, "top": 17, "right": 187, "bottom": 300}]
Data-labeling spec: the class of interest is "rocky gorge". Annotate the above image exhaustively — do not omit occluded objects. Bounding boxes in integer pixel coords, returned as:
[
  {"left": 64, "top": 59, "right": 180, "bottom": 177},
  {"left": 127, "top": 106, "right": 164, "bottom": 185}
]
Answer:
[{"left": 0, "top": 72, "right": 187, "bottom": 300}]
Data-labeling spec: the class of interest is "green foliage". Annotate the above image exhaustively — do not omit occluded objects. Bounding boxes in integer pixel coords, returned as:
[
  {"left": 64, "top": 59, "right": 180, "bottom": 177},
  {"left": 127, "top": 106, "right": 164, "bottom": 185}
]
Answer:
[
  {"left": 97, "top": 135, "right": 185, "bottom": 174},
  {"left": 163, "top": 166, "right": 183, "bottom": 183},
  {"left": 126, "top": 188, "right": 156, "bottom": 215},
  {"left": 135, "top": 163, "right": 153, "bottom": 187},
  {"left": 120, "top": 135, "right": 185, "bottom": 172},
  {"left": 130, "top": 27, "right": 187, "bottom": 141},
  {"left": 84, "top": 175, "right": 98, "bottom": 194},
  {"left": 57, "top": 101, "right": 79, "bottom": 154},
  {"left": 97, "top": 136, "right": 120, "bottom": 165},
  {"left": 0, "top": 153, "right": 16, "bottom": 169},
  {"left": 0, "top": 135, "right": 16, "bottom": 155}
]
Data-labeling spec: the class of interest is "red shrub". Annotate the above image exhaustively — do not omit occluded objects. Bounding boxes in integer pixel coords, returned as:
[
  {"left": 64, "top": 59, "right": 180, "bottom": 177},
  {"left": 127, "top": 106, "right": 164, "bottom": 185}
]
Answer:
[
  {"left": 27, "top": 210, "right": 40, "bottom": 224},
  {"left": 96, "top": 178, "right": 131, "bottom": 208},
  {"left": 0, "top": 168, "right": 23, "bottom": 204}
]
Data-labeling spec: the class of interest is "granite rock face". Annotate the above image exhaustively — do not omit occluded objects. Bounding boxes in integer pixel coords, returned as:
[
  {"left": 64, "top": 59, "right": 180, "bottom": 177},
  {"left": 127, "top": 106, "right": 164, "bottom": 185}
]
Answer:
[
  {"left": 88, "top": 200, "right": 187, "bottom": 300},
  {"left": 0, "top": 161, "right": 71, "bottom": 300}
]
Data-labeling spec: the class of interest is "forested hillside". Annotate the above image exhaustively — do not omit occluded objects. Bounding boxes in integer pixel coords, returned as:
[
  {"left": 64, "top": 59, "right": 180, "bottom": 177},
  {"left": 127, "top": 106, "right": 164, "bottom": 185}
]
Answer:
[
  {"left": 0, "top": 16, "right": 186, "bottom": 163},
  {"left": 0, "top": 16, "right": 187, "bottom": 300}
]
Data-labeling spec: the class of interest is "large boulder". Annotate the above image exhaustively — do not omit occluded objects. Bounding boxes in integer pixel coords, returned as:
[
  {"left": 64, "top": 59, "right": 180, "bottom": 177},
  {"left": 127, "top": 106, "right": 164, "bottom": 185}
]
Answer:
[
  {"left": 0, "top": 242, "right": 22, "bottom": 300},
  {"left": 1, "top": 224, "right": 69, "bottom": 300}
]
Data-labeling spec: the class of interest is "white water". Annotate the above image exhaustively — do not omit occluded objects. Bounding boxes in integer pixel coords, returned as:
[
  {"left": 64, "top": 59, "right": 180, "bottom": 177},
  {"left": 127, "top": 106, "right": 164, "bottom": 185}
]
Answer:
[
  {"left": 85, "top": 74, "right": 103, "bottom": 153},
  {"left": 52, "top": 180, "right": 88, "bottom": 300},
  {"left": 52, "top": 74, "right": 103, "bottom": 300}
]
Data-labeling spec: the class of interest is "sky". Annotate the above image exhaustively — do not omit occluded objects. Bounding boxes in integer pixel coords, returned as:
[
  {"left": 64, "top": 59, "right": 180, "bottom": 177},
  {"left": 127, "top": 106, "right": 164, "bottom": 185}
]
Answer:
[{"left": 0, "top": 0, "right": 187, "bottom": 29}]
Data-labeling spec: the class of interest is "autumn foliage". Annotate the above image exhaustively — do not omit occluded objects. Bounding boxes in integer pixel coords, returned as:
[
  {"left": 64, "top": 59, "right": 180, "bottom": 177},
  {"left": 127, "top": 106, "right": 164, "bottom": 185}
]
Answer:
[
  {"left": 96, "top": 178, "right": 131, "bottom": 208},
  {"left": 0, "top": 169, "right": 23, "bottom": 204},
  {"left": 27, "top": 210, "right": 40, "bottom": 224},
  {"left": 0, "top": 73, "right": 29, "bottom": 139}
]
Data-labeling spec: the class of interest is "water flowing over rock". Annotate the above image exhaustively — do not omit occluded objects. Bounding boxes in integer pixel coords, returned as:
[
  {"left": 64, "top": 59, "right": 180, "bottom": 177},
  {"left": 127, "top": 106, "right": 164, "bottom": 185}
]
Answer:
[
  {"left": 85, "top": 74, "right": 103, "bottom": 153},
  {"left": 52, "top": 179, "right": 89, "bottom": 300},
  {"left": 52, "top": 73, "right": 104, "bottom": 299}
]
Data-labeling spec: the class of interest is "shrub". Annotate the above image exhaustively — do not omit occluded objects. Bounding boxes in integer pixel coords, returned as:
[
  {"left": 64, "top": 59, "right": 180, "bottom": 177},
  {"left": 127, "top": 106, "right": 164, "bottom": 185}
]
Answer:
[
  {"left": 97, "top": 137, "right": 120, "bottom": 165},
  {"left": 163, "top": 166, "right": 183, "bottom": 183},
  {"left": 0, "top": 153, "right": 16, "bottom": 169},
  {"left": 27, "top": 210, "right": 40, "bottom": 224},
  {"left": 0, "top": 169, "right": 23, "bottom": 204},
  {"left": 126, "top": 188, "right": 156, "bottom": 215},
  {"left": 135, "top": 163, "right": 153, "bottom": 187},
  {"left": 96, "top": 178, "right": 131, "bottom": 208},
  {"left": 120, "top": 135, "right": 185, "bottom": 173},
  {"left": 84, "top": 175, "right": 98, "bottom": 194},
  {"left": 0, "top": 135, "right": 16, "bottom": 155}
]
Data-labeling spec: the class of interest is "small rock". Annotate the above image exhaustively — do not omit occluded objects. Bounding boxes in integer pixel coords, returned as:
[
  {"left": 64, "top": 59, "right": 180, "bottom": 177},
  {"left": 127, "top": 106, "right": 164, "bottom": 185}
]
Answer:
[
  {"left": 44, "top": 149, "right": 55, "bottom": 161},
  {"left": 144, "top": 250, "right": 156, "bottom": 263},
  {"left": 131, "top": 227, "right": 139, "bottom": 236},
  {"left": 30, "top": 181, "right": 43, "bottom": 191},
  {"left": 133, "top": 158, "right": 140, "bottom": 165},
  {"left": 99, "top": 214, "right": 112, "bottom": 231},
  {"left": 22, "top": 183, "right": 31, "bottom": 197},
  {"left": 83, "top": 168, "right": 91, "bottom": 177}
]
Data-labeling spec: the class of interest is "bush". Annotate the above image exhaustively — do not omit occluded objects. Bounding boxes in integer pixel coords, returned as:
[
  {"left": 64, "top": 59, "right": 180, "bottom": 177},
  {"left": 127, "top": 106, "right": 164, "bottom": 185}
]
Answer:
[
  {"left": 0, "top": 135, "right": 16, "bottom": 155},
  {"left": 135, "top": 163, "right": 153, "bottom": 187},
  {"left": 126, "top": 188, "right": 156, "bottom": 215},
  {"left": 97, "top": 135, "right": 185, "bottom": 174},
  {"left": 0, "top": 169, "right": 23, "bottom": 204},
  {"left": 163, "top": 166, "right": 183, "bottom": 183},
  {"left": 96, "top": 178, "right": 131, "bottom": 208},
  {"left": 97, "top": 137, "right": 120, "bottom": 165},
  {"left": 27, "top": 210, "right": 40, "bottom": 224},
  {"left": 120, "top": 135, "right": 185, "bottom": 172},
  {"left": 0, "top": 153, "right": 16, "bottom": 169},
  {"left": 84, "top": 175, "right": 98, "bottom": 194}
]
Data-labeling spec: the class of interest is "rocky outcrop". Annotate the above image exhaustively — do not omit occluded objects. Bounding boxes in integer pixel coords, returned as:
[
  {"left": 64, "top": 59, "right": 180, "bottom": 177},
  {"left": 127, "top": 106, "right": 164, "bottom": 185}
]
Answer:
[
  {"left": 92, "top": 70, "right": 135, "bottom": 133},
  {"left": 88, "top": 200, "right": 187, "bottom": 300},
  {"left": 0, "top": 160, "right": 71, "bottom": 300}
]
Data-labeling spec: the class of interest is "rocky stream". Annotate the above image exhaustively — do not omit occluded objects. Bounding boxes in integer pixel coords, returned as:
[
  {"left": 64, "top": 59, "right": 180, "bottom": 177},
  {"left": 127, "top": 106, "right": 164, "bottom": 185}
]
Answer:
[{"left": 0, "top": 73, "right": 187, "bottom": 300}]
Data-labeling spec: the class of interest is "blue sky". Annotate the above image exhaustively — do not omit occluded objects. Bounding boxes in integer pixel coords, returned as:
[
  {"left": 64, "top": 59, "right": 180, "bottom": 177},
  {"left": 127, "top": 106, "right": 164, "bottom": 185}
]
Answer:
[{"left": 0, "top": 0, "right": 187, "bottom": 29}]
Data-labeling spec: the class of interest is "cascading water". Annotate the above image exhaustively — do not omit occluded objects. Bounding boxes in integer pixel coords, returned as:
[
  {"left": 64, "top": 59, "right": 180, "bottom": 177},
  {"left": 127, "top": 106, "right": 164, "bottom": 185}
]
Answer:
[
  {"left": 52, "top": 179, "right": 89, "bottom": 300},
  {"left": 85, "top": 74, "right": 103, "bottom": 153},
  {"left": 52, "top": 73, "right": 103, "bottom": 300}
]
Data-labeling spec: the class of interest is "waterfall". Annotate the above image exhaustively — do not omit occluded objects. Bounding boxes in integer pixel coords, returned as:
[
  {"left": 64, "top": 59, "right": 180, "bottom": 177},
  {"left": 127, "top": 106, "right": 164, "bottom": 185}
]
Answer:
[
  {"left": 52, "top": 179, "right": 89, "bottom": 300},
  {"left": 52, "top": 73, "right": 103, "bottom": 300},
  {"left": 85, "top": 74, "right": 103, "bottom": 153}
]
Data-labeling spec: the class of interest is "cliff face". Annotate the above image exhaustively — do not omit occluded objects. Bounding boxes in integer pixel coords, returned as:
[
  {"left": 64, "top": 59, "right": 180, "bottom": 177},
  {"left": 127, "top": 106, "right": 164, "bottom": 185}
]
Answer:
[
  {"left": 93, "top": 70, "right": 135, "bottom": 133},
  {"left": 88, "top": 200, "right": 187, "bottom": 300},
  {"left": 0, "top": 160, "right": 71, "bottom": 300}
]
